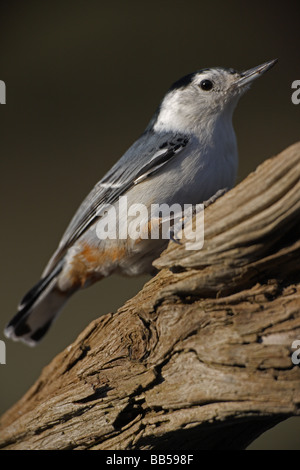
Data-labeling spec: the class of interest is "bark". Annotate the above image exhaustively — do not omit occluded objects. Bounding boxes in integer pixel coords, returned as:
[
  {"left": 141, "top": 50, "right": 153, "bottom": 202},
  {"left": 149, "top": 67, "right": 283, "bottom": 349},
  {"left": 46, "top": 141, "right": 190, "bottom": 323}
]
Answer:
[{"left": 1, "top": 142, "right": 300, "bottom": 450}]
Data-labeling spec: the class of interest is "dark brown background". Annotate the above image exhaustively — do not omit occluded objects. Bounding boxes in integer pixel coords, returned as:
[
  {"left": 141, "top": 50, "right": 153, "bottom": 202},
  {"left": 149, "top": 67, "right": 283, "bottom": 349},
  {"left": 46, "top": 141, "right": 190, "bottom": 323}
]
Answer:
[{"left": 0, "top": 0, "right": 299, "bottom": 449}]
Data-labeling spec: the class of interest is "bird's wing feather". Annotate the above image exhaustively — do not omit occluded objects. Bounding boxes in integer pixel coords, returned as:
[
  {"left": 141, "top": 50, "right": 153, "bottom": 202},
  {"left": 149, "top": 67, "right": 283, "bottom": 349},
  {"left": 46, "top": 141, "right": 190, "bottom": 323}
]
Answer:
[{"left": 43, "top": 131, "right": 189, "bottom": 275}]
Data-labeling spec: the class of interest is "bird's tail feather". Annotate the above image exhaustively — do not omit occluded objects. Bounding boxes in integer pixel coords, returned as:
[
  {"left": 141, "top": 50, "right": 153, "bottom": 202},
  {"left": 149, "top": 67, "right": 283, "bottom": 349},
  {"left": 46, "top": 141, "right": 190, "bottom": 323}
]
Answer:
[{"left": 4, "top": 261, "right": 68, "bottom": 346}]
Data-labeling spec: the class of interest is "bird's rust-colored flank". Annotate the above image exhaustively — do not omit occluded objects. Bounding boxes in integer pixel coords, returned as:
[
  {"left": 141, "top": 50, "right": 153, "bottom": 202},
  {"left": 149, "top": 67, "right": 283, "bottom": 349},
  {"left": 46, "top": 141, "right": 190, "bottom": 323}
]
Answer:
[{"left": 69, "top": 242, "right": 127, "bottom": 287}]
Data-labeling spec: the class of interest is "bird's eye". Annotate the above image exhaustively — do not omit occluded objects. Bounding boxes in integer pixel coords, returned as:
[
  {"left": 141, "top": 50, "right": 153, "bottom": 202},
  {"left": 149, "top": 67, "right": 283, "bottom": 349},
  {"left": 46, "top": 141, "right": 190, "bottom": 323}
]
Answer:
[{"left": 199, "top": 79, "right": 213, "bottom": 91}]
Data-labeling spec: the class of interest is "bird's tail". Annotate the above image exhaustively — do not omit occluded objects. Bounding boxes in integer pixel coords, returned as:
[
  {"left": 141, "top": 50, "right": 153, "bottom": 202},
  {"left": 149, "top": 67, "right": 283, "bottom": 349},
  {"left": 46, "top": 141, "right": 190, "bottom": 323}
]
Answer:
[{"left": 4, "top": 261, "right": 69, "bottom": 346}]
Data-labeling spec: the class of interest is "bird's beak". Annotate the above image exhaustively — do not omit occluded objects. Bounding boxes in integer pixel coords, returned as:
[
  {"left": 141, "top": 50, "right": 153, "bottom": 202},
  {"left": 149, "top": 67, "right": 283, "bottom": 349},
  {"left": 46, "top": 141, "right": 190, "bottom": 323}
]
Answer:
[{"left": 234, "top": 59, "right": 278, "bottom": 89}]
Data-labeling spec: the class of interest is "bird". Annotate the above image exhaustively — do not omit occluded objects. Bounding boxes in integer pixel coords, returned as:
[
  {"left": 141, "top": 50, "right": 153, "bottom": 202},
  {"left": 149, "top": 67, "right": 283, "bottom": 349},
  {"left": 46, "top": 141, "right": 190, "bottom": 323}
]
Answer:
[{"left": 5, "top": 59, "right": 277, "bottom": 346}]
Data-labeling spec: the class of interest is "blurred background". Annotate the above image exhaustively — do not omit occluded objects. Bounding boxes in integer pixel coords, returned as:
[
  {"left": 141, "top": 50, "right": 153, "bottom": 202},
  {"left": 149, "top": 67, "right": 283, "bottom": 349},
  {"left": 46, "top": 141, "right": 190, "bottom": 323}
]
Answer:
[{"left": 0, "top": 0, "right": 299, "bottom": 449}]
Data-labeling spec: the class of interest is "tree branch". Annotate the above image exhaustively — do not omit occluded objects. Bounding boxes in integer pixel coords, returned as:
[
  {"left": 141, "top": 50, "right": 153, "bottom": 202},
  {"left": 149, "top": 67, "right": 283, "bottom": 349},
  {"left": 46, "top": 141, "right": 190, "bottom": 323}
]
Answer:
[{"left": 1, "top": 142, "right": 300, "bottom": 450}]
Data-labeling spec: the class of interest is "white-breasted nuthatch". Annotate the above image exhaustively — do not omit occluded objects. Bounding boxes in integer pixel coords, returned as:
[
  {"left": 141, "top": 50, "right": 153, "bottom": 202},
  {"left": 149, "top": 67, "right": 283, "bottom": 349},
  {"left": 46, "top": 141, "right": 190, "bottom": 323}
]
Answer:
[{"left": 5, "top": 59, "right": 277, "bottom": 345}]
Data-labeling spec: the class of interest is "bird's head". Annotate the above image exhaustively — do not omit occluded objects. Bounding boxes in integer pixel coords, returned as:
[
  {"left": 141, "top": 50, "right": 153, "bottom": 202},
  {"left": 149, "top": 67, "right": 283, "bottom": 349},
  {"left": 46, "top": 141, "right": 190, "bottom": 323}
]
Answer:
[{"left": 152, "top": 59, "right": 277, "bottom": 134}]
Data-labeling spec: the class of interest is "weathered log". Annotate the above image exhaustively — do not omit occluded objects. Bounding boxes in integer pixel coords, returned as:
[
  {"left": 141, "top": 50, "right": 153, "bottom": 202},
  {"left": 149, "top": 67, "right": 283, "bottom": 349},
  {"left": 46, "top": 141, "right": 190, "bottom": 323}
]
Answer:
[{"left": 1, "top": 142, "right": 300, "bottom": 450}]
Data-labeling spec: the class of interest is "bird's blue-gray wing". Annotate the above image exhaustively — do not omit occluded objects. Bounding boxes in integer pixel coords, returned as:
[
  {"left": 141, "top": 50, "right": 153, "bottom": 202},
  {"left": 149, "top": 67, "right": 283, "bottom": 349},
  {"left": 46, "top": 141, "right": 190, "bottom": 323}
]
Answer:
[{"left": 43, "top": 131, "right": 189, "bottom": 275}]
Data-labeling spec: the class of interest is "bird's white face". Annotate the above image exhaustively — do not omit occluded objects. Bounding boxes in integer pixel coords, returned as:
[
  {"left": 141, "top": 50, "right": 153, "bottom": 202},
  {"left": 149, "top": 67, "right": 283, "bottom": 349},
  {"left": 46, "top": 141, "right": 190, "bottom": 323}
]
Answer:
[
  {"left": 153, "top": 68, "right": 244, "bottom": 134},
  {"left": 153, "top": 60, "right": 277, "bottom": 134}
]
